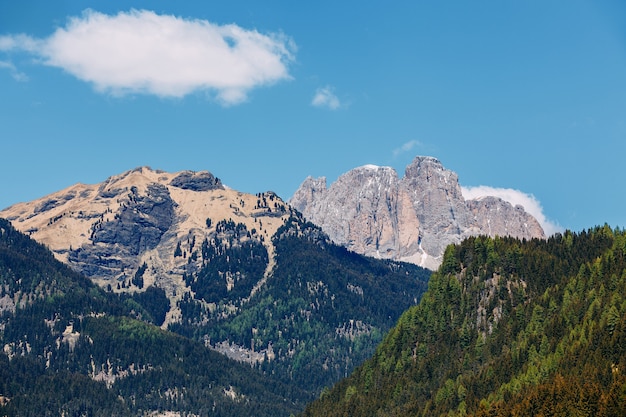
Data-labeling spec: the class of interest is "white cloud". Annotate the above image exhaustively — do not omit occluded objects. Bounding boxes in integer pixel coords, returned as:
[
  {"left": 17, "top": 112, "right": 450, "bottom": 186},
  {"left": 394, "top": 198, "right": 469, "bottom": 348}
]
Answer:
[
  {"left": 461, "top": 185, "right": 563, "bottom": 236},
  {"left": 0, "top": 34, "right": 42, "bottom": 53},
  {"left": 0, "top": 9, "right": 296, "bottom": 105},
  {"left": 312, "top": 86, "right": 340, "bottom": 110},
  {"left": 0, "top": 60, "right": 28, "bottom": 81},
  {"left": 393, "top": 140, "right": 422, "bottom": 157}
]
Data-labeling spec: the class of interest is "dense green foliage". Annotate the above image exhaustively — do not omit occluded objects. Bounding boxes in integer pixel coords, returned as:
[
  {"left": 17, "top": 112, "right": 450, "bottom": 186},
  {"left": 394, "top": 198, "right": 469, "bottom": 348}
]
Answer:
[
  {"left": 302, "top": 226, "right": 626, "bottom": 416},
  {"left": 125, "top": 284, "right": 170, "bottom": 326},
  {"left": 0, "top": 218, "right": 304, "bottom": 416},
  {"left": 189, "top": 236, "right": 269, "bottom": 304},
  {"left": 172, "top": 215, "right": 430, "bottom": 395}
]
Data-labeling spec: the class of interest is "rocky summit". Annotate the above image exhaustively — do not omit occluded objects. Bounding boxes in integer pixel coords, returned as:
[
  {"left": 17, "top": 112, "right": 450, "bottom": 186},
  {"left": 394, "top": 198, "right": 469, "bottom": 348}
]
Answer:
[
  {"left": 0, "top": 166, "right": 291, "bottom": 325},
  {"left": 290, "top": 156, "right": 545, "bottom": 270}
]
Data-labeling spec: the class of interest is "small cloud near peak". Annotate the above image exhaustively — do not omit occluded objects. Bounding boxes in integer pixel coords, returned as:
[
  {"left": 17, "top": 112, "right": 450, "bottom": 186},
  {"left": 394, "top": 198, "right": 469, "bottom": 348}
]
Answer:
[
  {"left": 393, "top": 140, "right": 423, "bottom": 157},
  {"left": 312, "top": 86, "right": 340, "bottom": 110}
]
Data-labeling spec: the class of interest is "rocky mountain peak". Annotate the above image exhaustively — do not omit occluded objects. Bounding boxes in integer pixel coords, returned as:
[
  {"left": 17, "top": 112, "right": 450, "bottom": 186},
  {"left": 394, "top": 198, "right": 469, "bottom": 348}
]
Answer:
[
  {"left": 403, "top": 156, "right": 464, "bottom": 198},
  {"left": 290, "top": 165, "right": 405, "bottom": 261},
  {"left": 290, "top": 156, "right": 545, "bottom": 270},
  {"left": 0, "top": 167, "right": 293, "bottom": 325},
  {"left": 170, "top": 170, "right": 224, "bottom": 191},
  {"left": 352, "top": 164, "right": 398, "bottom": 186},
  {"left": 404, "top": 155, "right": 443, "bottom": 176}
]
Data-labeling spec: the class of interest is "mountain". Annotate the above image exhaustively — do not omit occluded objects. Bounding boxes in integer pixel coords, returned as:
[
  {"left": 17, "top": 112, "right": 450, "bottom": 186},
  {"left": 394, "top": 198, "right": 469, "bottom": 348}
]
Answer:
[
  {"left": 0, "top": 166, "right": 287, "bottom": 325},
  {"left": 0, "top": 167, "right": 430, "bottom": 399},
  {"left": 290, "top": 156, "right": 545, "bottom": 270},
  {"left": 301, "top": 225, "right": 626, "bottom": 416},
  {"left": 0, "top": 218, "right": 304, "bottom": 416}
]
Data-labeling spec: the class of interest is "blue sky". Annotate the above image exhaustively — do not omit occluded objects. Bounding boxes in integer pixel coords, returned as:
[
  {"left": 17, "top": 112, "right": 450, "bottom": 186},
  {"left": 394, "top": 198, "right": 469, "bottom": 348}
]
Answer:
[{"left": 1, "top": 1, "right": 625, "bottom": 234}]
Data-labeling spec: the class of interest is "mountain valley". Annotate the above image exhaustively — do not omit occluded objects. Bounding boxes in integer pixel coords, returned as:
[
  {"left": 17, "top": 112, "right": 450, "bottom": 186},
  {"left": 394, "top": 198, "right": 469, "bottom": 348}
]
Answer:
[{"left": 1, "top": 160, "right": 620, "bottom": 416}]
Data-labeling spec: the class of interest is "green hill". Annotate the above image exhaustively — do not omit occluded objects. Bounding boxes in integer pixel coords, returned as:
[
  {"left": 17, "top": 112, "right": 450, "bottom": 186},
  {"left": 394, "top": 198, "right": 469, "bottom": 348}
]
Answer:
[{"left": 302, "top": 226, "right": 626, "bottom": 416}]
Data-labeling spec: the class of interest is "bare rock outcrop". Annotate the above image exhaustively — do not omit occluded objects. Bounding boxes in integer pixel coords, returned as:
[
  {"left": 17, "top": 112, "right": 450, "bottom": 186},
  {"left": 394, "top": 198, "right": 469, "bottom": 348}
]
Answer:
[
  {"left": 466, "top": 196, "right": 545, "bottom": 239},
  {"left": 290, "top": 156, "right": 545, "bottom": 270},
  {"left": 293, "top": 166, "right": 404, "bottom": 257}
]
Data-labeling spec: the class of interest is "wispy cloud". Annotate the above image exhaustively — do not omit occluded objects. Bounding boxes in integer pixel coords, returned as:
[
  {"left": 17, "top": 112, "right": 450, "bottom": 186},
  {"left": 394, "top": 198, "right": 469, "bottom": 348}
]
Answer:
[
  {"left": 311, "top": 86, "right": 340, "bottom": 110},
  {"left": 392, "top": 140, "right": 423, "bottom": 157},
  {"left": 461, "top": 185, "right": 563, "bottom": 236},
  {"left": 0, "top": 9, "right": 296, "bottom": 105},
  {"left": 0, "top": 60, "right": 28, "bottom": 82}
]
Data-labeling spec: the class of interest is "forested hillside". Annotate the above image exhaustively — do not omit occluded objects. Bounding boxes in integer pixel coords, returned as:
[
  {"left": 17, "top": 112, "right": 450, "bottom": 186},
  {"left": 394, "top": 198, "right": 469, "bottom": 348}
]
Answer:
[
  {"left": 171, "top": 215, "right": 431, "bottom": 394},
  {"left": 0, "top": 218, "right": 304, "bottom": 416},
  {"left": 302, "top": 226, "right": 626, "bottom": 416}
]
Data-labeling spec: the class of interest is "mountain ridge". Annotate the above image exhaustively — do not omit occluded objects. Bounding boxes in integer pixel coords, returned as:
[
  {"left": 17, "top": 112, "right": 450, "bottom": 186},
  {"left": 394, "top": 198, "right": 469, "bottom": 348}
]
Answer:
[{"left": 290, "top": 156, "right": 545, "bottom": 270}]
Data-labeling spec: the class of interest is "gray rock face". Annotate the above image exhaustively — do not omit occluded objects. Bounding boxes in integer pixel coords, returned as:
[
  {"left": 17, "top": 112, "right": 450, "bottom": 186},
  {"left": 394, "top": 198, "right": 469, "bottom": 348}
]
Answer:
[
  {"left": 92, "top": 184, "right": 175, "bottom": 254},
  {"left": 289, "top": 177, "right": 327, "bottom": 213},
  {"left": 402, "top": 156, "right": 470, "bottom": 258},
  {"left": 69, "top": 183, "right": 177, "bottom": 280},
  {"left": 170, "top": 171, "right": 224, "bottom": 191},
  {"left": 293, "top": 166, "right": 403, "bottom": 257},
  {"left": 466, "top": 196, "right": 545, "bottom": 239},
  {"left": 290, "top": 156, "right": 546, "bottom": 269}
]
